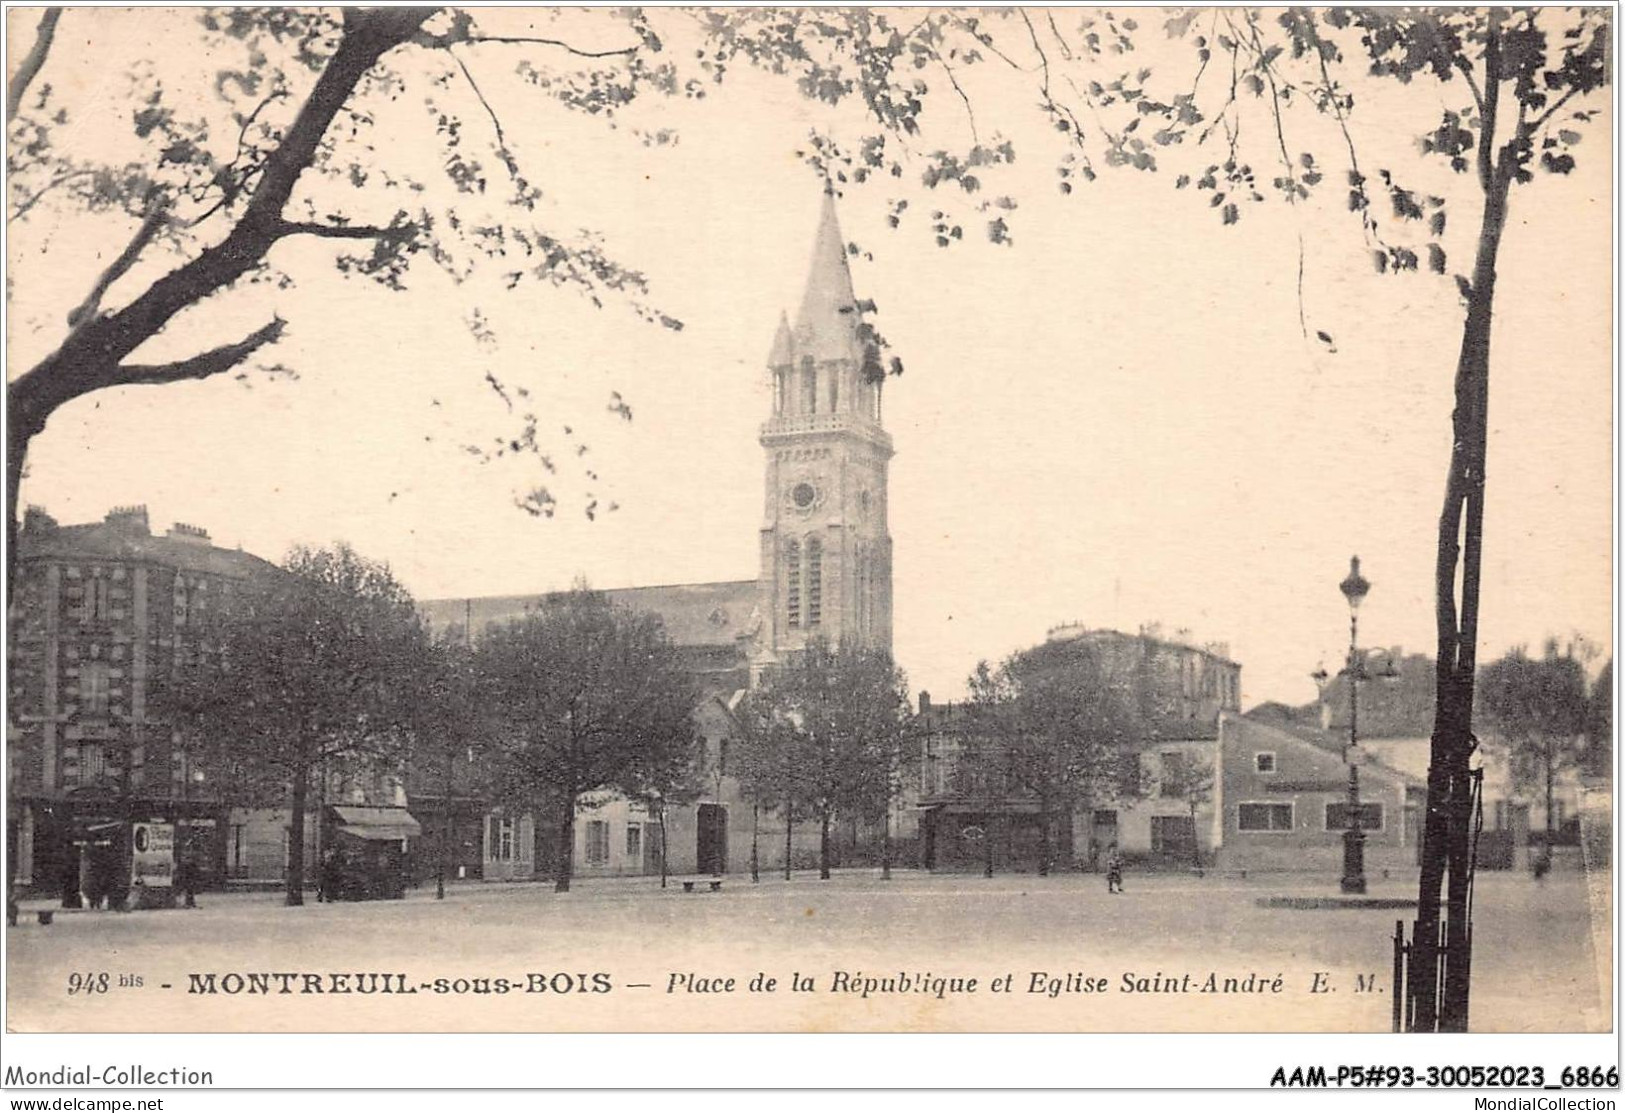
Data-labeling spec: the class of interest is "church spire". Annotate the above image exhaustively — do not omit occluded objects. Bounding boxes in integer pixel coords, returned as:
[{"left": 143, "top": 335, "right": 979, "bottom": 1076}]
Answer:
[
  {"left": 792, "top": 190, "right": 863, "bottom": 363},
  {"left": 767, "top": 309, "right": 795, "bottom": 367}
]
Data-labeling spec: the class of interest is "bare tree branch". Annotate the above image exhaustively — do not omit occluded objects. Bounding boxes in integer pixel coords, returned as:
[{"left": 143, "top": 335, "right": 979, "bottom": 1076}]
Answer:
[
  {"left": 936, "top": 53, "right": 978, "bottom": 144},
  {"left": 11, "top": 7, "right": 434, "bottom": 416},
  {"left": 67, "top": 195, "right": 170, "bottom": 329},
  {"left": 1526, "top": 86, "right": 1582, "bottom": 139},
  {"left": 115, "top": 317, "right": 287, "bottom": 386},
  {"left": 451, "top": 48, "right": 510, "bottom": 158},
  {"left": 8, "top": 166, "right": 93, "bottom": 223},
  {"left": 181, "top": 88, "right": 294, "bottom": 225},
  {"left": 416, "top": 26, "right": 639, "bottom": 59},
  {"left": 1454, "top": 56, "right": 1487, "bottom": 118},
  {"left": 6, "top": 7, "right": 62, "bottom": 123},
  {"left": 275, "top": 218, "right": 413, "bottom": 240},
  {"left": 465, "top": 33, "right": 638, "bottom": 58}
]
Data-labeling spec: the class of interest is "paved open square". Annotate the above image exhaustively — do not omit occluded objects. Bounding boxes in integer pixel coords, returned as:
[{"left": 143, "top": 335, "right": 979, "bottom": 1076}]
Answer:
[{"left": 7, "top": 867, "right": 1607, "bottom": 1033}]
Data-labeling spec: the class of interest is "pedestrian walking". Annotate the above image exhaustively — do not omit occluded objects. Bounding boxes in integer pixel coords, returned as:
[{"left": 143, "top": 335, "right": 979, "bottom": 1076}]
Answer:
[
  {"left": 1106, "top": 844, "right": 1124, "bottom": 894},
  {"left": 316, "top": 848, "right": 338, "bottom": 903}
]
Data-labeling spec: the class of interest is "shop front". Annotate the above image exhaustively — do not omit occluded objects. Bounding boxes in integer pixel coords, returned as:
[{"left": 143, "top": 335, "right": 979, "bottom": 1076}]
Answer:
[
  {"left": 319, "top": 805, "right": 422, "bottom": 900},
  {"left": 10, "top": 789, "right": 227, "bottom": 907}
]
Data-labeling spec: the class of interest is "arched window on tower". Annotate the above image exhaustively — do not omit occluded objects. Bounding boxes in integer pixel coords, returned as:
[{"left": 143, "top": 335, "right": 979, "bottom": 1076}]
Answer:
[
  {"left": 802, "top": 357, "right": 817, "bottom": 414},
  {"left": 829, "top": 365, "right": 840, "bottom": 412},
  {"left": 806, "top": 537, "right": 823, "bottom": 627},
  {"left": 785, "top": 539, "right": 802, "bottom": 629},
  {"left": 773, "top": 370, "right": 786, "bottom": 415}
]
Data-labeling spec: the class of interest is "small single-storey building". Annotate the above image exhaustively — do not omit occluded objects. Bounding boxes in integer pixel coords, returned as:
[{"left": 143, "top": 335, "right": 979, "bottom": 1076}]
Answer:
[{"left": 1215, "top": 713, "right": 1422, "bottom": 876}]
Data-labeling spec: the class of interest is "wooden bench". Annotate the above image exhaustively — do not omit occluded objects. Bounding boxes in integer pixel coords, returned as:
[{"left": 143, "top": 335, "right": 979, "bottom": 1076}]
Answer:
[{"left": 681, "top": 879, "right": 723, "bottom": 893}]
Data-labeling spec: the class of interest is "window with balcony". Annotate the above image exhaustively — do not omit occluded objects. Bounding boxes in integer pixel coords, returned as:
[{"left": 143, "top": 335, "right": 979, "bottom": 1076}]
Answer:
[
  {"left": 79, "top": 662, "right": 110, "bottom": 714},
  {"left": 76, "top": 743, "right": 107, "bottom": 785}
]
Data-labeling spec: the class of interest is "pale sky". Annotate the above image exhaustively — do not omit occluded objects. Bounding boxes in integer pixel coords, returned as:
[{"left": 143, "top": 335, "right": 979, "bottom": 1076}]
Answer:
[{"left": 9, "top": 9, "right": 1614, "bottom": 709}]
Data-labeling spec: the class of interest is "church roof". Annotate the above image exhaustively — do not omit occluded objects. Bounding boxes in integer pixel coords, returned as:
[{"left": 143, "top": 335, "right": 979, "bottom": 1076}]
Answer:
[
  {"left": 790, "top": 190, "right": 865, "bottom": 363},
  {"left": 419, "top": 579, "right": 759, "bottom": 649}
]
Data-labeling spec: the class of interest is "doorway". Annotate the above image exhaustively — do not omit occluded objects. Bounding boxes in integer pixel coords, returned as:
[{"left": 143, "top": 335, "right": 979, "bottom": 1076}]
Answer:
[
  {"left": 1091, "top": 809, "right": 1118, "bottom": 870},
  {"left": 696, "top": 804, "right": 728, "bottom": 876}
]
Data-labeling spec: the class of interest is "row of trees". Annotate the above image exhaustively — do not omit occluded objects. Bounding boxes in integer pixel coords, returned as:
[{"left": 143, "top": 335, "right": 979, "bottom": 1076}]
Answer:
[
  {"left": 166, "top": 541, "right": 1607, "bottom": 910},
  {"left": 171, "top": 548, "right": 702, "bottom": 904},
  {"left": 169, "top": 541, "right": 1160, "bottom": 901}
]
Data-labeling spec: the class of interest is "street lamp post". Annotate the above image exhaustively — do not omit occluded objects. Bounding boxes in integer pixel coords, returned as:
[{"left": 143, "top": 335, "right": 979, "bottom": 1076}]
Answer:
[
  {"left": 177, "top": 749, "right": 205, "bottom": 909},
  {"left": 1336, "top": 556, "right": 1371, "bottom": 895}
]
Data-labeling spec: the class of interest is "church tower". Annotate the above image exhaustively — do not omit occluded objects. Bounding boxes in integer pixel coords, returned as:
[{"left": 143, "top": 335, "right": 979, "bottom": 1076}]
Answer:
[{"left": 756, "top": 193, "right": 894, "bottom": 669}]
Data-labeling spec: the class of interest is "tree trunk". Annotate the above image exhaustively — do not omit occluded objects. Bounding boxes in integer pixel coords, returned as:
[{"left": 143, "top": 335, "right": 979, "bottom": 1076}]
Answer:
[
  {"left": 658, "top": 803, "right": 668, "bottom": 889},
  {"left": 783, "top": 796, "right": 793, "bottom": 881},
  {"left": 1038, "top": 798, "right": 1052, "bottom": 877},
  {"left": 881, "top": 806, "right": 892, "bottom": 881},
  {"left": 1411, "top": 150, "right": 1512, "bottom": 1033},
  {"left": 751, "top": 802, "right": 760, "bottom": 883},
  {"left": 286, "top": 765, "right": 308, "bottom": 907},
  {"left": 554, "top": 797, "right": 575, "bottom": 894},
  {"left": 437, "top": 749, "right": 452, "bottom": 901},
  {"left": 983, "top": 815, "right": 994, "bottom": 879},
  {"left": 819, "top": 810, "right": 831, "bottom": 880},
  {"left": 1543, "top": 735, "right": 1556, "bottom": 868}
]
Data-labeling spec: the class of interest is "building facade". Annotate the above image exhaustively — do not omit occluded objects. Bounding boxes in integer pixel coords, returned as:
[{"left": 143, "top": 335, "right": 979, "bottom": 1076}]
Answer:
[
  {"left": 916, "top": 626, "right": 1242, "bottom": 872},
  {"left": 6, "top": 506, "right": 285, "bottom": 902},
  {"left": 1238, "top": 653, "right": 1590, "bottom": 873},
  {"left": 1218, "top": 712, "right": 1420, "bottom": 876}
]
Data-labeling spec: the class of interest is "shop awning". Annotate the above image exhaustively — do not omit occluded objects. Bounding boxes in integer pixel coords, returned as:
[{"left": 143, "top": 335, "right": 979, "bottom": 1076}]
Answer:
[{"left": 331, "top": 806, "right": 421, "bottom": 841}]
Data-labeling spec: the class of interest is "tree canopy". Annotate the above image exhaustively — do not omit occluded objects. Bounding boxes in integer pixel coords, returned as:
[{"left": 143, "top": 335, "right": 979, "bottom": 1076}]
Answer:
[
  {"left": 470, "top": 586, "right": 698, "bottom": 891},
  {"left": 965, "top": 637, "right": 1143, "bottom": 874},
  {"left": 1479, "top": 641, "right": 1590, "bottom": 794},
  {"left": 165, "top": 541, "right": 428, "bottom": 905},
  {"left": 734, "top": 637, "right": 910, "bottom": 879}
]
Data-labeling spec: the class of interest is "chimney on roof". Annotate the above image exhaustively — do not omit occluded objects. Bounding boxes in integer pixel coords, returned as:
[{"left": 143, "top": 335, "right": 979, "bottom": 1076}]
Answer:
[
  {"left": 22, "top": 506, "right": 57, "bottom": 534},
  {"left": 104, "top": 505, "right": 150, "bottom": 535},
  {"left": 166, "top": 522, "right": 211, "bottom": 545}
]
